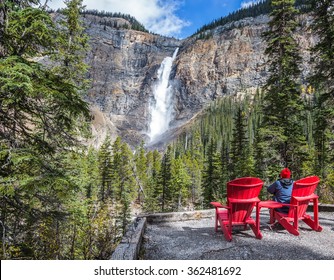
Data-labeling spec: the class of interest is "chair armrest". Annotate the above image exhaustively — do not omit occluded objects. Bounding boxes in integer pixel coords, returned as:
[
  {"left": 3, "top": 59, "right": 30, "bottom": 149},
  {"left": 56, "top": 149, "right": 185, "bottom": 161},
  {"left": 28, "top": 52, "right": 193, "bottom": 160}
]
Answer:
[
  {"left": 229, "top": 197, "right": 260, "bottom": 204},
  {"left": 210, "top": 202, "right": 229, "bottom": 209},
  {"left": 293, "top": 194, "right": 319, "bottom": 202},
  {"left": 279, "top": 203, "right": 297, "bottom": 208}
]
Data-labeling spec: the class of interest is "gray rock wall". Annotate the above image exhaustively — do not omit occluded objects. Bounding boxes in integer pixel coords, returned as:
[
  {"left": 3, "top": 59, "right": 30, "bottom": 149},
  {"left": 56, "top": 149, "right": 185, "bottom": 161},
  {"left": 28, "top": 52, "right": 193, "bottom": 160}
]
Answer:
[{"left": 83, "top": 14, "right": 181, "bottom": 146}]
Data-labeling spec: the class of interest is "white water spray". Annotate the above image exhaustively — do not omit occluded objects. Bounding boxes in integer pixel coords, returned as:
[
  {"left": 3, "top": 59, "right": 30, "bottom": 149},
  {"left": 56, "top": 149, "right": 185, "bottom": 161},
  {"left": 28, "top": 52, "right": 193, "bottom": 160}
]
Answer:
[{"left": 149, "top": 48, "right": 179, "bottom": 141}]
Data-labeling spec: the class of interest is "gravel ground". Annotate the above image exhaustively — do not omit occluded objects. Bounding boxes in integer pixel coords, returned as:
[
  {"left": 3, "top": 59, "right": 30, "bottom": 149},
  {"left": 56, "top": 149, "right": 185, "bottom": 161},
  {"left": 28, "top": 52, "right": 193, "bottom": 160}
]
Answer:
[{"left": 142, "top": 211, "right": 334, "bottom": 260}]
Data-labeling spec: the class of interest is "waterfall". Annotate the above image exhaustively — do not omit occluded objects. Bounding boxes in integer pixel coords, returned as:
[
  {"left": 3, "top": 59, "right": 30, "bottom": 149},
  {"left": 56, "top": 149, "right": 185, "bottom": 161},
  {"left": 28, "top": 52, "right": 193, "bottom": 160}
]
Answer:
[{"left": 148, "top": 48, "right": 179, "bottom": 141}]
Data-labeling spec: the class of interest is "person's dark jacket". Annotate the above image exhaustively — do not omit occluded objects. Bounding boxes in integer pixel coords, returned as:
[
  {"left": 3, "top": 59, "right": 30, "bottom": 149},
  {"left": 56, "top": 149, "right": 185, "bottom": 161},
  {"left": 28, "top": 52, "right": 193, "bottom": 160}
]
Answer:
[{"left": 267, "top": 178, "right": 294, "bottom": 213}]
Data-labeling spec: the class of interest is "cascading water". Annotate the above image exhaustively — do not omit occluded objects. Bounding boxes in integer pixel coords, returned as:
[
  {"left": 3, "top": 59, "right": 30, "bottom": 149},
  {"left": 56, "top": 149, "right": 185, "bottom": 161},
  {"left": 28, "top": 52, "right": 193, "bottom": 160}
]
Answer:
[{"left": 148, "top": 48, "right": 179, "bottom": 141}]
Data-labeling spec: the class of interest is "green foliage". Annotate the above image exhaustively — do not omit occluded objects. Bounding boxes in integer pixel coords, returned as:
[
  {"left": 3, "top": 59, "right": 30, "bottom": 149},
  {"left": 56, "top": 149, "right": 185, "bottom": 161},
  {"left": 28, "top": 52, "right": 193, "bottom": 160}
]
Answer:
[
  {"left": 0, "top": 0, "right": 93, "bottom": 260},
  {"left": 98, "top": 136, "right": 112, "bottom": 201},
  {"left": 159, "top": 145, "right": 173, "bottom": 212},
  {"left": 112, "top": 138, "right": 136, "bottom": 236},
  {"left": 308, "top": 0, "right": 334, "bottom": 201},
  {"left": 170, "top": 157, "right": 191, "bottom": 211},
  {"left": 259, "top": 0, "right": 309, "bottom": 177},
  {"left": 134, "top": 141, "right": 148, "bottom": 204},
  {"left": 5, "top": 7, "right": 56, "bottom": 56},
  {"left": 230, "top": 104, "right": 255, "bottom": 178},
  {"left": 202, "top": 138, "right": 222, "bottom": 205},
  {"left": 144, "top": 150, "right": 162, "bottom": 212}
]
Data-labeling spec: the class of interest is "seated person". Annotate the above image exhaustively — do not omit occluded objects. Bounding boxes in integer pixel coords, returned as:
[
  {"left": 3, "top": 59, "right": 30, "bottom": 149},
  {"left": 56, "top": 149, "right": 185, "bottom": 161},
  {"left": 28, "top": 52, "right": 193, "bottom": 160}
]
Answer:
[{"left": 267, "top": 168, "right": 294, "bottom": 213}]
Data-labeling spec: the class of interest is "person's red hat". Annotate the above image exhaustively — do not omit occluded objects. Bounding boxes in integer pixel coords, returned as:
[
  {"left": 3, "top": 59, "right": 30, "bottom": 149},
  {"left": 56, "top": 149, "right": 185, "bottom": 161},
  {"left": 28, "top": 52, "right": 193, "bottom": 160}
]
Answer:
[{"left": 280, "top": 168, "right": 291, "bottom": 178}]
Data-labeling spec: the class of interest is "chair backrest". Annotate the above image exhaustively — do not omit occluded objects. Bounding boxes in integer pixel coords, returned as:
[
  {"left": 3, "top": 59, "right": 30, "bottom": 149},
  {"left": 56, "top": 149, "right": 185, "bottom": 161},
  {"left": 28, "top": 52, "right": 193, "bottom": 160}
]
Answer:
[
  {"left": 288, "top": 175, "right": 320, "bottom": 218},
  {"left": 227, "top": 177, "right": 263, "bottom": 222}
]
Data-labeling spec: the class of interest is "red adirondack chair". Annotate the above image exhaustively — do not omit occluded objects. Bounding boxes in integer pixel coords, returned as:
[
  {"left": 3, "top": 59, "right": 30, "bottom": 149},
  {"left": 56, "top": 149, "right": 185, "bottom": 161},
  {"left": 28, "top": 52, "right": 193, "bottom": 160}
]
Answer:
[
  {"left": 210, "top": 177, "right": 263, "bottom": 241},
  {"left": 269, "top": 175, "right": 323, "bottom": 236}
]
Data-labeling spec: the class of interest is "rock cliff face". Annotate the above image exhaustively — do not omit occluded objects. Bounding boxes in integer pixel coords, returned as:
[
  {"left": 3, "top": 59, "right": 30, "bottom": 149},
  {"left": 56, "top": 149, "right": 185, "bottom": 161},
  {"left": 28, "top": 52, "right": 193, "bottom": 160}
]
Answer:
[
  {"left": 83, "top": 14, "right": 180, "bottom": 147},
  {"left": 83, "top": 13, "right": 315, "bottom": 148}
]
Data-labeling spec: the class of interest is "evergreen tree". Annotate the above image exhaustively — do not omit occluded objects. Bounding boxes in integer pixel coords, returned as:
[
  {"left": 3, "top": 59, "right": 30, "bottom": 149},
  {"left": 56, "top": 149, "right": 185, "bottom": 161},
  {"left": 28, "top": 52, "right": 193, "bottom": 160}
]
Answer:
[
  {"left": 230, "top": 105, "right": 250, "bottom": 178},
  {"left": 52, "top": 0, "right": 90, "bottom": 90},
  {"left": 112, "top": 138, "right": 136, "bottom": 237},
  {"left": 0, "top": 0, "right": 90, "bottom": 259},
  {"left": 202, "top": 138, "right": 222, "bottom": 205},
  {"left": 98, "top": 136, "right": 113, "bottom": 201},
  {"left": 309, "top": 0, "right": 334, "bottom": 201},
  {"left": 159, "top": 145, "right": 173, "bottom": 212},
  {"left": 144, "top": 150, "right": 162, "bottom": 212},
  {"left": 309, "top": 0, "right": 334, "bottom": 102},
  {"left": 183, "top": 152, "right": 203, "bottom": 209},
  {"left": 134, "top": 141, "right": 147, "bottom": 204},
  {"left": 185, "top": 130, "right": 204, "bottom": 209},
  {"left": 220, "top": 140, "right": 230, "bottom": 197},
  {"left": 170, "top": 157, "right": 191, "bottom": 211},
  {"left": 260, "top": 0, "right": 308, "bottom": 177},
  {"left": 111, "top": 136, "right": 123, "bottom": 198}
]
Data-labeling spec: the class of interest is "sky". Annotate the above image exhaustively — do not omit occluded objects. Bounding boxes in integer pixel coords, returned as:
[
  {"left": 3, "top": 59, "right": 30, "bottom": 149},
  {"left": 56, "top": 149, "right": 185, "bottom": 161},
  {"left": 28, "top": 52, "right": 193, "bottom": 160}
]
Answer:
[{"left": 47, "top": 0, "right": 262, "bottom": 39}]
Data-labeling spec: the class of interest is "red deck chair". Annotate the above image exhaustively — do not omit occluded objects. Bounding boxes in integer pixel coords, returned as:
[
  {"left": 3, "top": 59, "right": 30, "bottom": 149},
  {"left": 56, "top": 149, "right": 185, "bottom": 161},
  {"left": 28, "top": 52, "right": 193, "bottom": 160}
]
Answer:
[
  {"left": 210, "top": 177, "right": 263, "bottom": 241},
  {"left": 269, "top": 175, "right": 323, "bottom": 236}
]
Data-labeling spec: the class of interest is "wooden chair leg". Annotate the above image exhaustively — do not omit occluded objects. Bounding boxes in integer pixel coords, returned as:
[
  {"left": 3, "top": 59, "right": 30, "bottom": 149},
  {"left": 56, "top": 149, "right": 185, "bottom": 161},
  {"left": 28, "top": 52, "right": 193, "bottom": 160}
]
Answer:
[
  {"left": 221, "top": 224, "right": 232, "bottom": 242},
  {"left": 269, "top": 208, "right": 276, "bottom": 224},
  {"left": 303, "top": 216, "right": 323, "bottom": 232},
  {"left": 312, "top": 197, "right": 322, "bottom": 232},
  {"left": 249, "top": 223, "right": 263, "bottom": 239},
  {"left": 278, "top": 219, "right": 300, "bottom": 236}
]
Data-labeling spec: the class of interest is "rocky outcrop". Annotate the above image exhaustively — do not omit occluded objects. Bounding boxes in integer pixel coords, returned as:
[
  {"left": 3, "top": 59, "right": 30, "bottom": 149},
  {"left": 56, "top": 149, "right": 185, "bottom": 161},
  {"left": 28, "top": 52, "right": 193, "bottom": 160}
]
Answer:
[
  {"left": 171, "top": 14, "right": 315, "bottom": 125},
  {"left": 84, "top": 13, "right": 315, "bottom": 148}
]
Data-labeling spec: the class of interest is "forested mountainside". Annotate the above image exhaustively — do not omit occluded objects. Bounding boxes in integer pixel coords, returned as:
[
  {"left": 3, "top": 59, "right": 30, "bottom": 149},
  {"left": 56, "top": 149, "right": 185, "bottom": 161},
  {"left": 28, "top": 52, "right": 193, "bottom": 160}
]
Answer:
[{"left": 0, "top": 0, "right": 333, "bottom": 260}]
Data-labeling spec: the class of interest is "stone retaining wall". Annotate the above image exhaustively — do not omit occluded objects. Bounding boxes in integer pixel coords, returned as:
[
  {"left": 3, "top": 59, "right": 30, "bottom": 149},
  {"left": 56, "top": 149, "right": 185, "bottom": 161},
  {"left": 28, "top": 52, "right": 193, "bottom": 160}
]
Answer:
[{"left": 110, "top": 217, "right": 146, "bottom": 260}]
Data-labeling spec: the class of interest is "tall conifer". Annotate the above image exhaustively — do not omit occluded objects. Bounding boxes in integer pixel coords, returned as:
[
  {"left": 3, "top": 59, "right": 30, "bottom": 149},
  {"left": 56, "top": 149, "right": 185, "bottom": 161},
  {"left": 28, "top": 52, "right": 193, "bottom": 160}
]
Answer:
[
  {"left": 98, "top": 136, "right": 113, "bottom": 201},
  {"left": 309, "top": 0, "right": 334, "bottom": 200},
  {"left": 144, "top": 150, "right": 162, "bottom": 212},
  {"left": 230, "top": 105, "right": 249, "bottom": 178},
  {"left": 159, "top": 145, "right": 173, "bottom": 211},
  {"left": 202, "top": 138, "right": 222, "bottom": 205},
  {"left": 0, "top": 0, "right": 90, "bottom": 259},
  {"left": 260, "top": 0, "right": 307, "bottom": 177}
]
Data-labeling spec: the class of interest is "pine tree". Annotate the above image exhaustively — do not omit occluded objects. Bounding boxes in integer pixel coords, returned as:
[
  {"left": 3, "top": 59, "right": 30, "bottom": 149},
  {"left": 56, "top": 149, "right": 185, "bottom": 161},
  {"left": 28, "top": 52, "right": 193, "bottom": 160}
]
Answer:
[
  {"left": 309, "top": 0, "right": 334, "bottom": 201},
  {"left": 202, "top": 138, "right": 222, "bottom": 205},
  {"left": 144, "top": 150, "right": 162, "bottom": 212},
  {"left": 112, "top": 137, "right": 136, "bottom": 237},
  {"left": 260, "top": 0, "right": 308, "bottom": 177},
  {"left": 170, "top": 157, "right": 191, "bottom": 211},
  {"left": 111, "top": 136, "right": 123, "bottom": 198},
  {"left": 183, "top": 152, "right": 203, "bottom": 209},
  {"left": 0, "top": 1, "right": 90, "bottom": 259},
  {"left": 98, "top": 136, "right": 113, "bottom": 201},
  {"left": 187, "top": 130, "right": 204, "bottom": 209},
  {"left": 159, "top": 145, "right": 173, "bottom": 212},
  {"left": 230, "top": 105, "right": 249, "bottom": 178},
  {"left": 52, "top": 0, "right": 90, "bottom": 89},
  {"left": 134, "top": 141, "right": 148, "bottom": 204},
  {"left": 309, "top": 0, "right": 334, "bottom": 101}
]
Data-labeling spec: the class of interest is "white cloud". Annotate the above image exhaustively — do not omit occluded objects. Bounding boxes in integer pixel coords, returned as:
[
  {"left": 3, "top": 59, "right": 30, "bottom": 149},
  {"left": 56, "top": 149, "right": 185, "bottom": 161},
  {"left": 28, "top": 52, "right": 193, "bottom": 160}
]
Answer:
[
  {"left": 47, "top": 0, "right": 190, "bottom": 37},
  {"left": 241, "top": 0, "right": 262, "bottom": 9}
]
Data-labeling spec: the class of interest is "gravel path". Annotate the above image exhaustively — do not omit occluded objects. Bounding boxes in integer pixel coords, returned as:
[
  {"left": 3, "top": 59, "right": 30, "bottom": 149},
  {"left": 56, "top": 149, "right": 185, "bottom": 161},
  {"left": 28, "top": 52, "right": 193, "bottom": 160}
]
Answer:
[{"left": 142, "top": 211, "right": 334, "bottom": 260}]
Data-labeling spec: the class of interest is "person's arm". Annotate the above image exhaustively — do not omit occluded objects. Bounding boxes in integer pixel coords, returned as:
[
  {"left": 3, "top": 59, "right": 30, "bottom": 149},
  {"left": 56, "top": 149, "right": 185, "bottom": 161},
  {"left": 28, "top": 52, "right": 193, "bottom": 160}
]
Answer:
[{"left": 267, "top": 181, "right": 277, "bottom": 194}]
